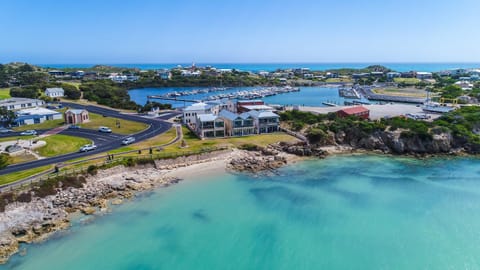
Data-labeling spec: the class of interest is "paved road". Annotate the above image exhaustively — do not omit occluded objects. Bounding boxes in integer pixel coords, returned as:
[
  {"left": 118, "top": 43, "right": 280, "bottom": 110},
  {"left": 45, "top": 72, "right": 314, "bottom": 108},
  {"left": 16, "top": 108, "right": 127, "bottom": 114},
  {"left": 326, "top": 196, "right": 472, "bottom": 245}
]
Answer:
[{"left": 0, "top": 103, "right": 173, "bottom": 176}]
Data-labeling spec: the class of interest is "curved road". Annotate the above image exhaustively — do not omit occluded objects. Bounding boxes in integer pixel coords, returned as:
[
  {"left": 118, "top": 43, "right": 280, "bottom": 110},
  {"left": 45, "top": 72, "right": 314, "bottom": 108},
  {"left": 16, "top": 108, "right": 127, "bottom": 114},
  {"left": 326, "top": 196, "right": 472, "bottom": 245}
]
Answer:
[{"left": 0, "top": 103, "right": 174, "bottom": 176}]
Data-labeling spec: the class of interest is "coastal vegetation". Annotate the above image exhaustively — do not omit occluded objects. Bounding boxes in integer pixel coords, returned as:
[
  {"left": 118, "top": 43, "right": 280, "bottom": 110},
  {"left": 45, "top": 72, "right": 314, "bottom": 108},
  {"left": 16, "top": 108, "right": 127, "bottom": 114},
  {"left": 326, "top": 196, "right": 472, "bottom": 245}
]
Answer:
[{"left": 281, "top": 106, "right": 480, "bottom": 154}]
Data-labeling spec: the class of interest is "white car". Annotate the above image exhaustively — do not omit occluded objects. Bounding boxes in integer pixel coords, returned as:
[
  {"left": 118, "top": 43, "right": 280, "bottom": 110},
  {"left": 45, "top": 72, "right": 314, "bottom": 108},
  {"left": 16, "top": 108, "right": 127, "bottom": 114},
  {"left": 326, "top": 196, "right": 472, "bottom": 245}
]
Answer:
[
  {"left": 98, "top": 126, "right": 112, "bottom": 133},
  {"left": 20, "top": 130, "right": 37, "bottom": 136},
  {"left": 79, "top": 144, "right": 97, "bottom": 152},
  {"left": 121, "top": 136, "right": 135, "bottom": 145}
]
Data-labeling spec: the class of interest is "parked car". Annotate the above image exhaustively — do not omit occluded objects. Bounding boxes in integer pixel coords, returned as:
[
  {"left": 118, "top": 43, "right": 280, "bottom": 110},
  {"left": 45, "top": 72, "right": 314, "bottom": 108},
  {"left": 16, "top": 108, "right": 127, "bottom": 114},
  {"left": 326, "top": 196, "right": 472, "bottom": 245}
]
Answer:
[
  {"left": 121, "top": 136, "right": 136, "bottom": 145},
  {"left": 20, "top": 130, "right": 37, "bottom": 136},
  {"left": 79, "top": 144, "right": 97, "bottom": 152},
  {"left": 0, "top": 128, "right": 13, "bottom": 133},
  {"left": 98, "top": 126, "right": 112, "bottom": 133},
  {"left": 69, "top": 125, "right": 81, "bottom": 129}
]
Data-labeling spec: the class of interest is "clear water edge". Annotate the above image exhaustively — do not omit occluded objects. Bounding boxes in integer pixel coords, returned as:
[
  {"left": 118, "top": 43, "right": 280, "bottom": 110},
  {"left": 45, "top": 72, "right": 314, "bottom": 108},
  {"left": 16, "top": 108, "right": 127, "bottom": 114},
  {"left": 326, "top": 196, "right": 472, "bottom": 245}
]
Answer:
[{"left": 3, "top": 155, "right": 480, "bottom": 270}]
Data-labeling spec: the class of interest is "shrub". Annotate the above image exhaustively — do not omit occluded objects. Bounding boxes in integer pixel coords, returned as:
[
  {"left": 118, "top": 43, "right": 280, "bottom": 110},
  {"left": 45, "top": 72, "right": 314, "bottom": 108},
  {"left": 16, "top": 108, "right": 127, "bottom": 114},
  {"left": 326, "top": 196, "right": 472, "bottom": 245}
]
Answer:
[
  {"left": 87, "top": 165, "right": 98, "bottom": 175},
  {"left": 238, "top": 143, "right": 260, "bottom": 151}
]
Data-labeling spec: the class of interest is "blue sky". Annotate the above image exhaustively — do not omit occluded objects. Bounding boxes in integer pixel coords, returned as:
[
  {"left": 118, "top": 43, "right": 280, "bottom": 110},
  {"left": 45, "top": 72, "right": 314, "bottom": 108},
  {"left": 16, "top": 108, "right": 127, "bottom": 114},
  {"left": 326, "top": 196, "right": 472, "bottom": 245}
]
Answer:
[{"left": 1, "top": 0, "right": 480, "bottom": 63}]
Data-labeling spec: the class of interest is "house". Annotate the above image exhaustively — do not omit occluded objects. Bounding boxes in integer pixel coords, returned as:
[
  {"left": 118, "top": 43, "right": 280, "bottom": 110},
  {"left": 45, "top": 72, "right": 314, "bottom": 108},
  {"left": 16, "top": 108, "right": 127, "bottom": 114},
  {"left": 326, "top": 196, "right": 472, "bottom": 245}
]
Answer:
[
  {"left": 157, "top": 70, "right": 172, "bottom": 80},
  {"left": 64, "top": 109, "right": 90, "bottom": 125},
  {"left": 400, "top": 71, "right": 416, "bottom": 78},
  {"left": 337, "top": 106, "right": 370, "bottom": 119},
  {"left": 45, "top": 87, "right": 65, "bottom": 98},
  {"left": 0, "top": 98, "right": 45, "bottom": 110},
  {"left": 240, "top": 104, "right": 275, "bottom": 112},
  {"left": 416, "top": 72, "right": 433, "bottom": 80},
  {"left": 386, "top": 72, "right": 401, "bottom": 79},
  {"left": 14, "top": 107, "right": 62, "bottom": 126},
  {"left": 48, "top": 70, "right": 65, "bottom": 77},
  {"left": 183, "top": 102, "right": 216, "bottom": 125},
  {"left": 237, "top": 100, "right": 265, "bottom": 113},
  {"left": 303, "top": 73, "right": 314, "bottom": 79},
  {"left": 109, "top": 74, "right": 127, "bottom": 83},
  {"left": 247, "top": 110, "right": 280, "bottom": 134},
  {"left": 195, "top": 114, "right": 225, "bottom": 138},
  {"left": 454, "top": 81, "right": 473, "bottom": 90},
  {"left": 219, "top": 110, "right": 255, "bottom": 137}
]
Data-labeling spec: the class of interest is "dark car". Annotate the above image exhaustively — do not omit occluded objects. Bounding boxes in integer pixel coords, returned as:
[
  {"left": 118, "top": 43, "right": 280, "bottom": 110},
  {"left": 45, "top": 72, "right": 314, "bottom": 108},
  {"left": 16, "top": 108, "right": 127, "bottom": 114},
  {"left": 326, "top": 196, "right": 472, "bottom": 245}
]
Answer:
[{"left": 68, "top": 125, "right": 81, "bottom": 129}]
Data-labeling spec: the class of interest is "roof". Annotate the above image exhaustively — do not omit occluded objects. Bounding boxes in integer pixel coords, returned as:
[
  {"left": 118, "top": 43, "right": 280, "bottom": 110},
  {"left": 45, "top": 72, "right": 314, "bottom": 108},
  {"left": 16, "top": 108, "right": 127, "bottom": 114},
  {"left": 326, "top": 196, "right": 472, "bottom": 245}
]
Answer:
[
  {"left": 218, "top": 110, "right": 240, "bottom": 121},
  {"left": 338, "top": 106, "right": 369, "bottom": 115},
  {"left": 247, "top": 110, "right": 279, "bottom": 118},
  {"left": 183, "top": 102, "right": 213, "bottom": 112},
  {"left": 0, "top": 98, "right": 43, "bottom": 106},
  {"left": 237, "top": 100, "right": 263, "bottom": 104},
  {"left": 45, "top": 87, "right": 64, "bottom": 93},
  {"left": 65, "top": 109, "right": 87, "bottom": 115},
  {"left": 17, "top": 107, "right": 60, "bottom": 116},
  {"left": 197, "top": 114, "right": 219, "bottom": 122},
  {"left": 241, "top": 105, "right": 274, "bottom": 111}
]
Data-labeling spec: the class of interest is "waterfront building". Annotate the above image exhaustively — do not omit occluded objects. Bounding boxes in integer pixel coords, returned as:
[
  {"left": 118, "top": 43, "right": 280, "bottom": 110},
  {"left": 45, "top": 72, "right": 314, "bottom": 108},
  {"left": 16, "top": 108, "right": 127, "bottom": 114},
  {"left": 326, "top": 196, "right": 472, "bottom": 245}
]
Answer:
[
  {"left": 337, "top": 106, "right": 370, "bottom": 119},
  {"left": 237, "top": 100, "right": 265, "bottom": 113},
  {"left": 386, "top": 72, "right": 401, "bottom": 79},
  {"left": 45, "top": 87, "right": 65, "bottom": 98},
  {"left": 247, "top": 110, "right": 280, "bottom": 134},
  {"left": 195, "top": 114, "right": 225, "bottom": 138},
  {"left": 218, "top": 110, "right": 255, "bottom": 137},
  {"left": 183, "top": 102, "right": 217, "bottom": 125},
  {"left": 0, "top": 98, "right": 45, "bottom": 110},
  {"left": 416, "top": 72, "right": 433, "bottom": 80},
  {"left": 14, "top": 107, "right": 62, "bottom": 126}
]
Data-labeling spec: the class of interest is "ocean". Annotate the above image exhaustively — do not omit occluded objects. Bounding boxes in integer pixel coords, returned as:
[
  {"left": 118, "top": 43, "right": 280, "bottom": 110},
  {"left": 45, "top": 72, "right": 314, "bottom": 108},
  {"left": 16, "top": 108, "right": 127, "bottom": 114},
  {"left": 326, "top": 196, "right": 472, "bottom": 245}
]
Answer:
[
  {"left": 4, "top": 155, "right": 480, "bottom": 270},
  {"left": 38, "top": 63, "right": 480, "bottom": 72}
]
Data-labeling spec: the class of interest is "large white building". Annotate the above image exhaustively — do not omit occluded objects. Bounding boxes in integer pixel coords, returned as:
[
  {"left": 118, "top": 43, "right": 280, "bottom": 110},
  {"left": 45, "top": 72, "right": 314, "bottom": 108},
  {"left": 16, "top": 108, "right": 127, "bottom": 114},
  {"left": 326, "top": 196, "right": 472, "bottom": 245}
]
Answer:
[
  {"left": 182, "top": 102, "right": 217, "bottom": 125},
  {"left": 14, "top": 107, "right": 62, "bottom": 126},
  {"left": 45, "top": 87, "right": 65, "bottom": 98},
  {"left": 0, "top": 98, "right": 45, "bottom": 111}
]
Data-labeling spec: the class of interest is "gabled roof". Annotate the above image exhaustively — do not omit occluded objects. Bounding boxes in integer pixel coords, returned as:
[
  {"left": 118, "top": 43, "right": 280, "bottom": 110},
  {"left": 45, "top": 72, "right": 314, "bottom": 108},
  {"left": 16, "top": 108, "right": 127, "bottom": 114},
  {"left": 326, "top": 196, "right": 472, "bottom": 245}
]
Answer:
[
  {"left": 218, "top": 110, "right": 240, "bottom": 121},
  {"left": 65, "top": 109, "right": 87, "bottom": 115},
  {"left": 247, "top": 110, "right": 279, "bottom": 118},
  {"left": 338, "top": 106, "right": 369, "bottom": 115},
  {"left": 239, "top": 112, "right": 253, "bottom": 120},
  {"left": 197, "top": 114, "right": 219, "bottom": 122},
  {"left": 184, "top": 102, "right": 213, "bottom": 111},
  {"left": 45, "top": 87, "right": 64, "bottom": 93}
]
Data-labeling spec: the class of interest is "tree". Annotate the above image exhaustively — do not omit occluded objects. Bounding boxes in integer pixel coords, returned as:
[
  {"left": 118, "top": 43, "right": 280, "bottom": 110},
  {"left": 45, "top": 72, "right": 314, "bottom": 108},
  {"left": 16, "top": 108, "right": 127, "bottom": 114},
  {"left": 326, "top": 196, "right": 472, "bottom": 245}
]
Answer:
[
  {"left": 0, "top": 107, "right": 15, "bottom": 126},
  {"left": 61, "top": 84, "right": 81, "bottom": 99},
  {"left": 10, "top": 86, "right": 39, "bottom": 98},
  {"left": 0, "top": 154, "right": 9, "bottom": 169},
  {"left": 442, "top": 85, "right": 463, "bottom": 99}
]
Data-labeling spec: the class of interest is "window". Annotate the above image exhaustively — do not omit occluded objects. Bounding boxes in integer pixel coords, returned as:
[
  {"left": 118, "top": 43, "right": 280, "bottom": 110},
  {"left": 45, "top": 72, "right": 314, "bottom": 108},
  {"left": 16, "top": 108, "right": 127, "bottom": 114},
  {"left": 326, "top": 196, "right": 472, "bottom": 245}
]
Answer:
[
  {"left": 215, "top": 130, "right": 224, "bottom": 137},
  {"left": 215, "top": 121, "right": 224, "bottom": 128},
  {"left": 234, "top": 120, "right": 242, "bottom": 128},
  {"left": 204, "top": 131, "right": 215, "bottom": 138}
]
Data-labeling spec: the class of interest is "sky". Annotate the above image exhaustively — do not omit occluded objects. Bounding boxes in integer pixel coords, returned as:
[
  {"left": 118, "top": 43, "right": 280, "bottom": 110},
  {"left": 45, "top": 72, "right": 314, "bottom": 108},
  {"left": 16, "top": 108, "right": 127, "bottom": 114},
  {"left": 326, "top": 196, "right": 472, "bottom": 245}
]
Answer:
[{"left": 1, "top": 0, "right": 480, "bottom": 64}]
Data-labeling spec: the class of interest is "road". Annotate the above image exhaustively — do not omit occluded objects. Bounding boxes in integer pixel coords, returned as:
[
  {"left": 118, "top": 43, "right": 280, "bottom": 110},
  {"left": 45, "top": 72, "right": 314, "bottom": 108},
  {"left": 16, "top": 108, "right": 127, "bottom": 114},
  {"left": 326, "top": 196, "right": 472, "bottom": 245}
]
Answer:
[{"left": 0, "top": 103, "right": 175, "bottom": 176}]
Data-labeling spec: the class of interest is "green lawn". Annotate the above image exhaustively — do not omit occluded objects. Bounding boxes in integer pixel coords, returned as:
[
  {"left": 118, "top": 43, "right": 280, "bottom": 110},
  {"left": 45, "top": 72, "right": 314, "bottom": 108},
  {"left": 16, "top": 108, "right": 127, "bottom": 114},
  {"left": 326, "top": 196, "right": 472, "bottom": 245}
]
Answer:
[
  {"left": 0, "top": 88, "right": 10, "bottom": 99},
  {"left": 9, "top": 153, "right": 38, "bottom": 164},
  {"left": 80, "top": 113, "right": 149, "bottom": 135},
  {"left": 36, "top": 134, "right": 91, "bottom": 157},
  {"left": 0, "top": 165, "right": 52, "bottom": 186},
  {"left": 13, "top": 119, "right": 65, "bottom": 132},
  {"left": 109, "top": 127, "right": 178, "bottom": 153},
  {"left": 393, "top": 78, "right": 421, "bottom": 84}
]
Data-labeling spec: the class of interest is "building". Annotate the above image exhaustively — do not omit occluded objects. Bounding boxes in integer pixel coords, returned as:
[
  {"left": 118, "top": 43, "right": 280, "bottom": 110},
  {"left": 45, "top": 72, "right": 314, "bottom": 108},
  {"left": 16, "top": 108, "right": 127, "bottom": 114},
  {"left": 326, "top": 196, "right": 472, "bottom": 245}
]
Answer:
[
  {"left": 337, "top": 106, "right": 370, "bottom": 119},
  {"left": 45, "top": 87, "right": 65, "bottom": 98},
  {"left": 386, "top": 72, "right": 401, "bottom": 79},
  {"left": 195, "top": 114, "right": 225, "bottom": 138},
  {"left": 14, "top": 107, "right": 62, "bottom": 126},
  {"left": 237, "top": 100, "right": 265, "bottom": 113},
  {"left": 183, "top": 102, "right": 216, "bottom": 125},
  {"left": 240, "top": 104, "right": 274, "bottom": 112},
  {"left": 157, "top": 70, "right": 172, "bottom": 80},
  {"left": 218, "top": 110, "right": 255, "bottom": 137},
  {"left": 64, "top": 109, "right": 90, "bottom": 125},
  {"left": 416, "top": 72, "right": 433, "bottom": 80},
  {"left": 247, "top": 110, "right": 280, "bottom": 134},
  {"left": 48, "top": 70, "right": 66, "bottom": 77},
  {"left": 400, "top": 71, "right": 416, "bottom": 78},
  {"left": 454, "top": 80, "right": 474, "bottom": 90},
  {"left": 0, "top": 98, "right": 45, "bottom": 110}
]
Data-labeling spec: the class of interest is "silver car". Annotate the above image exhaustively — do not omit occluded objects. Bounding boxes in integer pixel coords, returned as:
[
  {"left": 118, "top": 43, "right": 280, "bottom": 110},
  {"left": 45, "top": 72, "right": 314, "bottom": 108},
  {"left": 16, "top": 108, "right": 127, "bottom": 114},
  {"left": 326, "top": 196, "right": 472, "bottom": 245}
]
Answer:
[
  {"left": 79, "top": 144, "right": 97, "bottom": 152},
  {"left": 121, "top": 137, "right": 135, "bottom": 145}
]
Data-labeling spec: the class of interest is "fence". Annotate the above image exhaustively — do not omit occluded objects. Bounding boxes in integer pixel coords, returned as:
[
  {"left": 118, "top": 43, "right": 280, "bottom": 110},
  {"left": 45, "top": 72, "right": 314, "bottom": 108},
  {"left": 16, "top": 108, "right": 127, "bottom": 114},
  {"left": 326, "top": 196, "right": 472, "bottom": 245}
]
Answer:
[
  {"left": 0, "top": 145, "right": 229, "bottom": 193},
  {"left": 279, "top": 127, "right": 309, "bottom": 145}
]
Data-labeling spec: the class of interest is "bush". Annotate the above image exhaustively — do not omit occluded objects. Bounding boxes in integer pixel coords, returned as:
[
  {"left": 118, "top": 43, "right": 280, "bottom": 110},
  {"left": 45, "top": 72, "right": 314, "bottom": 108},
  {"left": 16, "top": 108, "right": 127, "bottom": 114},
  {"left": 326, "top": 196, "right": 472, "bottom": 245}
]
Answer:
[
  {"left": 16, "top": 192, "right": 32, "bottom": 203},
  {"left": 87, "top": 165, "right": 98, "bottom": 175},
  {"left": 238, "top": 143, "right": 260, "bottom": 151}
]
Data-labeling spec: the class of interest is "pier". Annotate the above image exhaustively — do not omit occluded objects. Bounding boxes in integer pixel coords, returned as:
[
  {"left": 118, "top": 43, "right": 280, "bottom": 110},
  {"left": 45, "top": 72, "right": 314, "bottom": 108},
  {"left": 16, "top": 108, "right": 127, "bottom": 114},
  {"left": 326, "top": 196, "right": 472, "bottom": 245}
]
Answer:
[{"left": 147, "top": 96, "right": 200, "bottom": 103}]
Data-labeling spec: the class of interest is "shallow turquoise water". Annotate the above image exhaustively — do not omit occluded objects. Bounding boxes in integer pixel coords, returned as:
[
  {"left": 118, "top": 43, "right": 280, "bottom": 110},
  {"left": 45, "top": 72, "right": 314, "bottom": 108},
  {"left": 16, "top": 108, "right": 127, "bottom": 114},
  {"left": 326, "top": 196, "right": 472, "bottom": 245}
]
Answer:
[{"left": 4, "top": 155, "right": 480, "bottom": 270}]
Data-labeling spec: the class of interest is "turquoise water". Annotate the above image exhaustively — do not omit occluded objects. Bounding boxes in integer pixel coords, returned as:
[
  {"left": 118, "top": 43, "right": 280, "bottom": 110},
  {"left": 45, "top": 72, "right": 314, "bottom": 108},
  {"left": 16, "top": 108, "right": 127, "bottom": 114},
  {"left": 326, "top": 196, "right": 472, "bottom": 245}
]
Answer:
[
  {"left": 4, "top": 155, "right": 480, "bottom": 270},
  {"left": 128, "top": 86, "right": 370, "bottom": 107},
  {"left": 39, "top": 63, "right": 480, "bottom": 72}
]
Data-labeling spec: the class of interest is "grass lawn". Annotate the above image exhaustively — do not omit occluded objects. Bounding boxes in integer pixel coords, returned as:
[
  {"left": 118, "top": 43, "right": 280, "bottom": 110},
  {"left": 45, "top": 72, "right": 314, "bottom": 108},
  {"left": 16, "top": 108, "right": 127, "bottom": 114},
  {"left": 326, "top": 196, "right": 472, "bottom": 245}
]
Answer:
[
  {"left": 372, "top": 88, "right": 427, "bottom": 98},
  {"left": 326, "top": 78, "right": 353, "bottom": 83},
  {"left": 0, "top": 88, "right": 10, "bottom": 99},
  {"left": 393, "top": 78, "right": 421, "bottom": 84},
  {"left": 36, "top": 134, "right": 91, "bottom": 157},
  {"left": 80, "top": 113, "right": 149, "bottom": 135},
  {"left": 161, "top": 127, "right": 299, "bottom": 154},
  {"left": 109, "top": 127, "right": 178, "bottom": 153},
  {"left": 0, "top": 165, "right": 52, "bottom": 186},
  {"left": 13, "top": 119, "right": 65, "bottom": 132},
  {"left": 9, "top": 153, "right": 38, "bottom": 164},
  {"left": 0, "top": 136, "right": 35, "bottom": 143}
]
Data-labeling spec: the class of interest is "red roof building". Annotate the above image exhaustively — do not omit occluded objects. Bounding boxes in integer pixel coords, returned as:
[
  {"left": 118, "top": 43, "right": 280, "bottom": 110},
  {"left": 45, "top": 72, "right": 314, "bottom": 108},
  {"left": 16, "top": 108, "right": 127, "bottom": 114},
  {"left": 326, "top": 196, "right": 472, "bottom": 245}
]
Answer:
[{"left": 337, "top": 106, "right": 370, "bottom": 119}]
